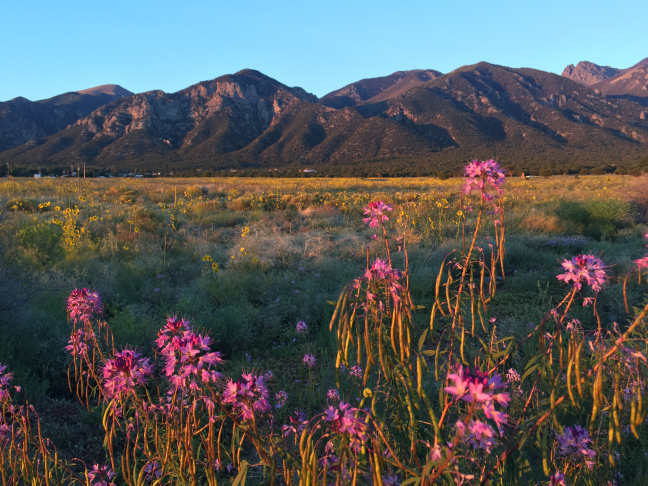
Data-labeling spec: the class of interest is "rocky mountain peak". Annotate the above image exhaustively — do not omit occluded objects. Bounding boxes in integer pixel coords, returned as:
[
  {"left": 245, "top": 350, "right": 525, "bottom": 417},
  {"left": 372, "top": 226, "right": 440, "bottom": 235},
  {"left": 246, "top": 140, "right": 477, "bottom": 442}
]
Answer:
[{"left": 561, "top": 61, "right": 621, "bottom": 86}]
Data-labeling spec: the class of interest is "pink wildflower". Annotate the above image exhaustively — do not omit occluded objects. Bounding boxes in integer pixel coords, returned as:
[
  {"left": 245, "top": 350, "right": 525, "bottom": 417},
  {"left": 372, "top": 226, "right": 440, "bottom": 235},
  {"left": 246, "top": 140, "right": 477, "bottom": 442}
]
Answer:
[
  {"left": 65, "top": 329, "right": 88, "bottom": 356},
  {"left": 357, "top": 258, "right": 404, "bottom": 304},
  {"left": 549, "top": 472, "right": 567, "bottom": 486},
  {"left": 87, "top": 464, "right": 116, "bottom": 486},
  {"left": 556, "top": 254, "right": 607, "bottom": 292},
  {"left": 303, "top": 354, "right": 316, "bottom": 368},
  {"left": 349, "top": 365, "right": 363, "bottom": 379},
  {"left": 0, "top": 364, "right": 14, "bottom": 402},
  {"left": 363, "top": 201, "right": 392, "bottom": 228},
  {"left": 296, "top": 320, "right": 308, "bottom": 334},
  {"left": 635, "top": 256, "right": 648, "bottom": 270},
  {"left": 282, "top": 411, "right": 308, "bottom": 436},
  {"left": 327, "top": 389, "right": 340, "bottom": 401},
  {"left": 102, "top": 349, "right": 153, "bottom": 400},
  {"left": 462, "top": 159, "right": 506, "bottom": 201},
  {"left": 466, "top": 419, "right": 497, "bottom": 452},
  {"left": 67, "top": 288, "right": 103, "bottom": 324},
  {"left": 275, "top": 390, "right": 288, "bottom": 409},
  {"left": 445, "top": 366, "right": 510, "bottom": 426},
  {"left": 155, "top": 315, "right": 192, "bottom": 350},
  {"left": 157, "top": 317, "right": 224, "bottom": 390},
  {"left": 223, "top": 374, "right": 271, "bottom": 420},
  {"left": 324, "top": 401, "right": 368, "bottom": 450}
]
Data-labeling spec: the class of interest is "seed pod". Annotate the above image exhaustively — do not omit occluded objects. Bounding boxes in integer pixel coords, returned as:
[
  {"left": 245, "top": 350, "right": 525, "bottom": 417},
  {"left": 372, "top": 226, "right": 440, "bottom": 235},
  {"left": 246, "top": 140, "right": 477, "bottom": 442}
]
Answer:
[
  {"left": 631, "top": 392, "right": 640, "bottom": 439},
  {"left": 575, "top": 341, "right": 584, "bottom": 398},
  {"left": 567, "top": 354, "right": 578, "bottom": 408},
  {"left": 541, "top": 425, "right": 550, "bottom": 477}
]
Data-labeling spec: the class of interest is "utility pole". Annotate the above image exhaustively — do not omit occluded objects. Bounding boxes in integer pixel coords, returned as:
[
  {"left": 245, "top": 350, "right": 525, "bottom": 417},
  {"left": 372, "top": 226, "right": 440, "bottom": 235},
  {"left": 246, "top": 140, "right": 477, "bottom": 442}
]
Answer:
[
  {"left": 83, "top": 163, "right": 86, "bottom": 178},
  {"left": 77, "top": 164, "right": 80, "bottom": 178}
]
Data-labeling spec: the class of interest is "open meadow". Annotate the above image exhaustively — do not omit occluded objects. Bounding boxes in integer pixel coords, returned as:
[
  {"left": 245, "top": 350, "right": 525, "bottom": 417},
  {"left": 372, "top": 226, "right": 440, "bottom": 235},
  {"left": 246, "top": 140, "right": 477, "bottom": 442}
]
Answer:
[{"left": 1, "top": 171, "right": 648, "bottom": 485}]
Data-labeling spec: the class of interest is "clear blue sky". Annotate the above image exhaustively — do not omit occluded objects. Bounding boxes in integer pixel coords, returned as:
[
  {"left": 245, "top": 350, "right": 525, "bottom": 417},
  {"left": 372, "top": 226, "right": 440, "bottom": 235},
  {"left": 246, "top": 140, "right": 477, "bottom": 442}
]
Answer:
[{"left": 1, "top": 0, "right": 646, "bottom": 102}]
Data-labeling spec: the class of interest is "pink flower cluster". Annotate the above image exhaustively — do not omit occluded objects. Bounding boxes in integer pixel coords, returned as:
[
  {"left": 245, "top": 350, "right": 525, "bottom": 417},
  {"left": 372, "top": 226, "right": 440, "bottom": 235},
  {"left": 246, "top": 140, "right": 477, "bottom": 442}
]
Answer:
[
  {"left": 65, "top": 329, "right": 88, "bottom": 356},
  {"left": 357, "top": 258, "right": 404, "bottom": 304},
  {"left": 557, "top": 425, "right": 596, "bottom": 469},
  {"left": 67, "top": 288, "right": 103, "bottom": 324},
  {"left": 275, "top": 390, "right": 288, "bottom": 408},
  {"left": 303, "top": 354, "right": 316, "bottom": 368},
  {"left": 455, "top": 419, "right": 496, "bottom": 452},
  {"left": 445, "top": 366, "right": 510, "bottom": 452},
  {"left": 0, "top": 364, "right": 14, "bottom": 402},
  {"left": 634, "top": 234, "right": 648, "bottom": 269},
  {"left": 327, "top": 388, "right": 340, "bottom": 401},
  {"left": 282, "top": 411, "right": 308, "bottom": 437},
  {"left": 549, "top": 472, "right": 567, "bottom": 486},
  {"left": 557, "top": 254, "right": 607, "bottom": 293},
  {"left": 102, "top": 349, "right": 153, "bottom": 400},
  {"left": 324, "top": 402, "right": 368, "bottom": 451},
  {"left": 295, "top": 320, "right": 308, "bottom": 334},
  {"left": 87, "top": 464, "right": 116, "bottom": 486},
  {"left": 156, "top": 316, "right": 224, "bottom": 391},
  {"left": 223, "top": 373, "right": 271, "bottom": 421},
  {"left": 364, "top": 258, "right": 402, "bottom": 282},
  {"left": 349, "top": 365, "right": 363, "bottom": 379},
  {"left": 462, "top": 159, "right": 506, "bottom": 201},
  {"left": 363, "top": 201, "right": 392, "bottom": 228}
]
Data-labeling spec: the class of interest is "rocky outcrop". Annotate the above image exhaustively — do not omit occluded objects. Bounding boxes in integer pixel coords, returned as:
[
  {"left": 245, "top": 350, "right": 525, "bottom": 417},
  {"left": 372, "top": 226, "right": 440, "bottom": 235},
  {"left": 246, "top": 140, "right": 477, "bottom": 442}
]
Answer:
[{"left": 562, "top": 61, "right": 621, "bottom": 86}]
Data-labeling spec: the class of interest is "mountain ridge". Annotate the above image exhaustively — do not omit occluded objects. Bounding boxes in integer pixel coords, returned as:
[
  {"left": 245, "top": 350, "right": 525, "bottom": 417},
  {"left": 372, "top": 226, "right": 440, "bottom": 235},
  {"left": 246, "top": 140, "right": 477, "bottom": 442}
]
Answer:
[{"left": 2, "top": 60, "right": 648, "bottom": 174}]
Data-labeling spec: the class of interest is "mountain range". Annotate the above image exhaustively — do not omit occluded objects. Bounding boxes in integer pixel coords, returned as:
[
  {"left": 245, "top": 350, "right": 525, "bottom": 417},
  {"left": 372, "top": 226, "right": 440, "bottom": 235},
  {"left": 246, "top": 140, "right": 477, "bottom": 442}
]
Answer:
[{"left": 2, "top": 58, "right": 648, "bottom": 175}]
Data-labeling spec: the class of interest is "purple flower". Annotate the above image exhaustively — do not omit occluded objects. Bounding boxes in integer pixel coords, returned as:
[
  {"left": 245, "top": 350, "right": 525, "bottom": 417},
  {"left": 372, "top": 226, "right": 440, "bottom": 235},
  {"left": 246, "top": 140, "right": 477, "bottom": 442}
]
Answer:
[
  {"left": 67, "top": 288, "right": 103, "bottom": 324},
  {"left": 382, "top": 474, "right": 400, "bottom": 486},
  {"left": 445, "top": 366, "right": 510, "bottom": 426},
  {"left": 363, "top": 201, "right": 392, "bottom": 228},
  {"left": 282, "top": 411, "right": 309, "bottom": 436},
  {"left": 296, "top": 320, "right": 308, "bottom": 334},
  {"left": 349, "top": 366, "right": 363, "bottom": 379},
  {"left": 462, "top": 159, "right": 506, "bottom": 201},
  {"left": 549, "top": 472, "right": 567, "bottom": 486},
  {"left": 143, "top": 461, "right": 162, "bottom": 482},
  {"left": 87, "top": 464, "right": 116, "bottom": 486},
  {"left": 275, "top": 390, "right": 288, "bottom": 409},
  {"left": 324, "top": 402, "right": 368, "bottom": 450},
  {"left": 466, "top": 419, "right": 496, "bottom": 452},
  {"left": 223, "top": 373, "right": 271, "bottom": 420},
  {"left": 505, "top": 369, "right": 520, "bottom": 383},
  {"left": 303, "top": 354, "right": 316, "bottom": 368},
  {"left": 557, "top": 425, "right": 596, "bottom": 468},
  {"left": 557, "top": 254, "right": 607, "bottom": 293},
  {"left": 102, "top": 349, "right": 153, "bottom": 400}
]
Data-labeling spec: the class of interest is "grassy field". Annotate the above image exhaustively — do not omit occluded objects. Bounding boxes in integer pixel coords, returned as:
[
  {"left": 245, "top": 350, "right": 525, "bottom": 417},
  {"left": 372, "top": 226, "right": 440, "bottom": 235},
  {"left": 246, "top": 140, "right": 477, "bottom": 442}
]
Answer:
[{"left": 1, "top": 173, "right": 648, "bottom": 484}]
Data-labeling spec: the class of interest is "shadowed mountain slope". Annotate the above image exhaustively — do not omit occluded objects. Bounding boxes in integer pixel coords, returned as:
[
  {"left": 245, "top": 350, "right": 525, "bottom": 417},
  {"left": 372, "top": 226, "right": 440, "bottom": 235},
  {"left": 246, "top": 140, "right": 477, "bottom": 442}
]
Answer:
[{"left": 0, "top": 85, "right": 133, "bottom": 152}]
